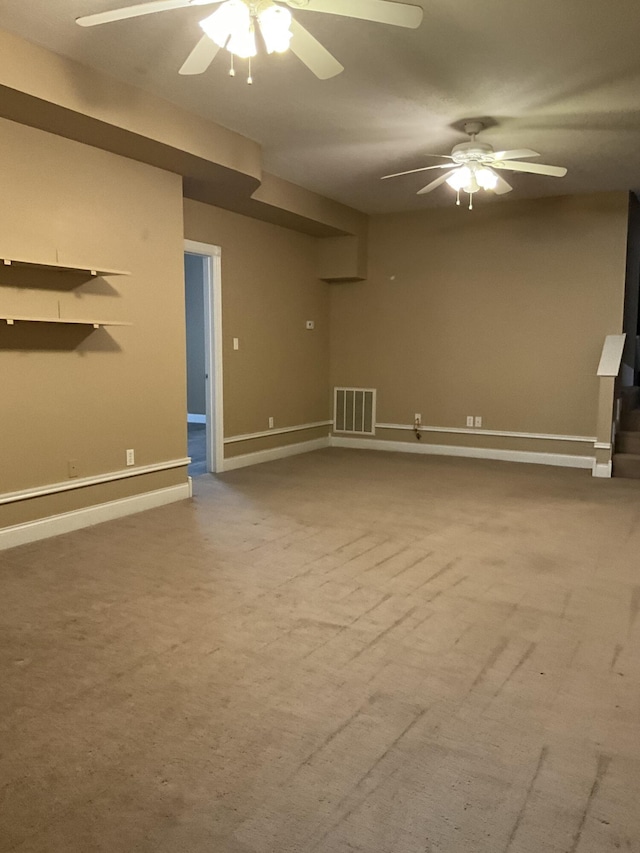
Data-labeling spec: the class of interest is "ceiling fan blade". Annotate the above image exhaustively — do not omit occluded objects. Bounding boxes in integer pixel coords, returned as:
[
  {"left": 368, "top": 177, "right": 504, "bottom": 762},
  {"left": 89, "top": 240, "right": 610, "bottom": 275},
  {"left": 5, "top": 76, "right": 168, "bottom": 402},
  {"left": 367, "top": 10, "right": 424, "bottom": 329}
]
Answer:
[
  {"left": 179, "top": 34, "right": 221, "bottom": 75},
  {"left": 492, "top": 148, "right": 540, "bottom": 161},
  {"left": 493, "top": 160, "right": 567, "bottom": 177},
  {"left": 381, "top": 164, "right": 452, "bottom": 180},
  {"left": 76, "top": 0, "right": 219, "bottom": 27},
  {"left": 417, "top": 171, "right": 454, "bottom": 195},
  {"left": 289, "top": 18, "right": 344, "bottom": 79},
  {"left": 286, "top": 0, "right": 423, "bottom": 28},
  {"left": 491, "top": 171, "right": 513, "bottom": 195}
]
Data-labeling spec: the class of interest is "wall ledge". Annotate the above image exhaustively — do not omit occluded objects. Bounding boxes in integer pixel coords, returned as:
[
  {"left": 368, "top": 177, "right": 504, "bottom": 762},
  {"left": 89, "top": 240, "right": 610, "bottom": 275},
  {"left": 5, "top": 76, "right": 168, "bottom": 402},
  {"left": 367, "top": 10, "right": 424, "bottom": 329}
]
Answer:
[{"left": 0, "top": 458, "right": 190, "bottom": 506}]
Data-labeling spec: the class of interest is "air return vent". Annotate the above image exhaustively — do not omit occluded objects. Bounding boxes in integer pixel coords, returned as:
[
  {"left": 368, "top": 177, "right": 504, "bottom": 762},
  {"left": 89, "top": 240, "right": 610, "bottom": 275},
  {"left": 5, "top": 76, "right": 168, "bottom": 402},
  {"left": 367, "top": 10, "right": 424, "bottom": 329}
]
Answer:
[{"left": 333, "top": 387, "right": 376, "bottom": 435}]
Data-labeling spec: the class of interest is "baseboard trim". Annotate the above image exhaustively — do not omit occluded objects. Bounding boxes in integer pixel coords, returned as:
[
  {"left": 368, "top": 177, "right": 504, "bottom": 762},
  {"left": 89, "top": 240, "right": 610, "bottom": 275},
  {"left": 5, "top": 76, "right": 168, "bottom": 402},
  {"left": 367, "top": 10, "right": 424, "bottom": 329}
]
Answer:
[
  {"left": 592, "top": 461, "right": 612, "bottom": 478},
  {"left": 223, "top": 436, "right": 330, "bottom": 471},
  {"left": 0, "top": 482, "right": 192, "bottom": 551},
  {"left": 224, "top": 421, "right": 332, "bottom": 445},
  {"left": 330, "top": 436, "right": 594, "bottom": 470}
]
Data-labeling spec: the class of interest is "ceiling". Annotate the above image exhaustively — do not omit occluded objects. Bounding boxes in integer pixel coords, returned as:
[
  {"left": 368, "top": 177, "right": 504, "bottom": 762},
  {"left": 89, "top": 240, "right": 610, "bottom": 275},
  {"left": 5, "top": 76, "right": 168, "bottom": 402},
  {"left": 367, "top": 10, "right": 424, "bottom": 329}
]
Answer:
[{"left": 1, "top": 0, "right": 640, "bottom": 214}]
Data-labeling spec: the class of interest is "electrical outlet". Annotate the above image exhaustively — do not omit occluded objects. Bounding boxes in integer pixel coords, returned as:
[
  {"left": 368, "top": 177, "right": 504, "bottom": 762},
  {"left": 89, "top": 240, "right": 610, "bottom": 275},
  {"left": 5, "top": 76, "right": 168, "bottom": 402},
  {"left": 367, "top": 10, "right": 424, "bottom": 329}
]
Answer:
[
  {"left": 268, "top": 416, "right": 274, "bottom": 429},
  {"left": 474, "top": 416, "right": 482, "bottom": 428},
  {"left": 466, "top": 416, "right": 474, "bottom": 427},
  {"left": 305, "top": 320, "right": 315, "bottom": 330},
  {"left": 414, "top": 413, "right": 421, "bottom": 423},
  {"left": 126, "top": 448, "right": 135, "bottom": 466},
  {"left": 68, "top": 459, "right": 79, "bottom": 479}
]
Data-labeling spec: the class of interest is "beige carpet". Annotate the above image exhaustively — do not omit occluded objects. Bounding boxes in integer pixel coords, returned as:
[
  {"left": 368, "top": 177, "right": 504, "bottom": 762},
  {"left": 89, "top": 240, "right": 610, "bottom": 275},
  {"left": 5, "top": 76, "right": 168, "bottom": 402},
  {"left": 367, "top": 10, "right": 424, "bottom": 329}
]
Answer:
[{"left": 2, "top": 448, "right": 640, "bottom": 852}]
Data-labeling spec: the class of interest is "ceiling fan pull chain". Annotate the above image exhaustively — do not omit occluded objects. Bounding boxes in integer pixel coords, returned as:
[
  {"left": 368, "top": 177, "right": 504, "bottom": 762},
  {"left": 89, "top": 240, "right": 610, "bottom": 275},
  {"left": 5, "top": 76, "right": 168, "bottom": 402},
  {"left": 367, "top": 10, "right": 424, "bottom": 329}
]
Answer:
[
  {"left": 247, "top": 55, "right": 253, "bottom": 84},
  {"left": 229, "top": 54, "right": 236, "bottom": 77},
  {"left": 469, "top": 194, "right": 473, "bottom": 210},
  {"left": 456, "top": 190, "right": 460, "bottom": 206}
]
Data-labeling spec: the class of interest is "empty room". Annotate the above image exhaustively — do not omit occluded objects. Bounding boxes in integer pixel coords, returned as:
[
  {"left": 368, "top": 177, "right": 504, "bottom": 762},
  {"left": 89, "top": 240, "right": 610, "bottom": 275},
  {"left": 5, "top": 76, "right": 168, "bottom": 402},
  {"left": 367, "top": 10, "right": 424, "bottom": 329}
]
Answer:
[{"left": 1, "top": 1, "right": 640, "bottom": 850}]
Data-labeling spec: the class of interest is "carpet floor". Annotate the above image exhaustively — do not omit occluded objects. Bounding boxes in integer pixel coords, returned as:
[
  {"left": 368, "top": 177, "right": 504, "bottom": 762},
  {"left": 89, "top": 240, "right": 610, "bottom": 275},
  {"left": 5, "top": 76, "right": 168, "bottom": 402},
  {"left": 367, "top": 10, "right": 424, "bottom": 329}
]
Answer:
[
  {"left": 187, "top": 422, "right": 207, "bottom": 477},
  {"left": 1, "top": 448, "right": 640, "bottom": 852}
]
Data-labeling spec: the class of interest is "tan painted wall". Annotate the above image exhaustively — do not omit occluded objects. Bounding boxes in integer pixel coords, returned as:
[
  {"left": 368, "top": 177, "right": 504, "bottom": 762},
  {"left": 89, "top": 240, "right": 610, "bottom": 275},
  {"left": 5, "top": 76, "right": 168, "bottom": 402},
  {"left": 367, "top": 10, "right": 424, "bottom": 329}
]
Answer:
[
  {"left": 330, "top": 193, "right": 629, "bottom": 445},
  {"left": 0, "top": 118, "right": 187, "bottom": 529},
  {"left": 183, "top": 200, "right": 331, "bottom": 447}
]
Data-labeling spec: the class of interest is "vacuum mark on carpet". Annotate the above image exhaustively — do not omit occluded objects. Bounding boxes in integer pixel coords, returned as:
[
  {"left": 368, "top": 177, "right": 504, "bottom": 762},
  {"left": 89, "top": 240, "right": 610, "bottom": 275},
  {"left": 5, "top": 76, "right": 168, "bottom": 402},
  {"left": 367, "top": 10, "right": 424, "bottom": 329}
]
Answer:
[
  {"left": 298, "top": 694, "right": 380, "bottom": 768},
  {"left": 344, "top": 607, "right": 419, "bottom": 665},
  {"left": 470, "top": 636, "right": 510, "bottom": 690},
  {"left": 610, "top": 643, "right": 623, "bottom": 672},
  {"left": 335, "top": 705, "right": 429, "bottom": 812},
  {"left": 359, "top": 545, "right": 412, "bottom": 574},
  {"left": 566, "top": 754, "right": 611, "bottom": 853},
  {"left": 413, "top": 558, "right": 460, "bottom": 591},
  {"left": 387, "top": 551, "right": 434, "bottom": 580},
  {"left": 309, "top": 707, "right": 430, "bottom": 851},
  {"left": 504, "top": 745, "right": 548, "bottom": 851},
  {"left": 493, "top": 642, "right": 537, "bottom": 698}
]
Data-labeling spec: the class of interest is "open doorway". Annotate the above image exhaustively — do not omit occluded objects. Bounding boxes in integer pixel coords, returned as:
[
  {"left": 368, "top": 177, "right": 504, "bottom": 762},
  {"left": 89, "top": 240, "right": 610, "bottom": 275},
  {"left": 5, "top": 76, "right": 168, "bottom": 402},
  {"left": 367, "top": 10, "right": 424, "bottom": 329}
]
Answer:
[{"left": 184, "top": 241, "right": 224, "bottom": 476}]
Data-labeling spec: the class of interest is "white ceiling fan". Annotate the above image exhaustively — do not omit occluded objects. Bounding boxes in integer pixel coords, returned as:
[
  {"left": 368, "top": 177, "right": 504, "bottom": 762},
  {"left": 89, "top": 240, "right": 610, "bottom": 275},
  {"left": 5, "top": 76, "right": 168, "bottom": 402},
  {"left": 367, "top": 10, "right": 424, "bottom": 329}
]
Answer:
[
  {"left": 76, "top": 0, "right": 424, "bottom": 82},
  {"left": 382, "top": 121, "right": 568, "bottom": 209}
]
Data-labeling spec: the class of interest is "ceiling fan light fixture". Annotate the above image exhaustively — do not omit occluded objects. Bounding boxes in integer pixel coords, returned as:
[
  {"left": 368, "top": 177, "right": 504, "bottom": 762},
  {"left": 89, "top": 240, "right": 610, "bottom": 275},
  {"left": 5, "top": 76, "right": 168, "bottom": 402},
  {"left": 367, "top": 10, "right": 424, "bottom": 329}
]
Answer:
[
  {"left": 200, "top": 0, "right": 253, "bottom": 53},
  {"left": 227, "top": 24, "right": 257, "bottom": 58},
  {"left": 258, "top": 4, "right": 293, "bottom": 53},
  {"left": 445, "top": 166, "right": 472, "bottom": 192},
  {"left": 475, "top": 167, "right": 498, "bottom": 190}
]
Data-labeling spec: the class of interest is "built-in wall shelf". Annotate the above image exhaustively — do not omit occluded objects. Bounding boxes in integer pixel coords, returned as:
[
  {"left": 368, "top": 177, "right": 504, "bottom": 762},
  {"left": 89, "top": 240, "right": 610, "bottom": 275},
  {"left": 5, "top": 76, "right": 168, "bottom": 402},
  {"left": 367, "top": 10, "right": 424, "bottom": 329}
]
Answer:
[
  {"left": 1, "top": 315, "right": 132, "bottom": 329},
  {"left": 1, "top": 258, "right": 131, "bottom": 277}
]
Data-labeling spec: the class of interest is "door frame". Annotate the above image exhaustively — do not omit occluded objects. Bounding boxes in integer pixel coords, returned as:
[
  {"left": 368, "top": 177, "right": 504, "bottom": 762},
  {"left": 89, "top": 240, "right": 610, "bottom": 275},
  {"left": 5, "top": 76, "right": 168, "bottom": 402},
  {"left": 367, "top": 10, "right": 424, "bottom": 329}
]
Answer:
[{"left": 184, "top": 240, "right": 224, "bottom": 473}]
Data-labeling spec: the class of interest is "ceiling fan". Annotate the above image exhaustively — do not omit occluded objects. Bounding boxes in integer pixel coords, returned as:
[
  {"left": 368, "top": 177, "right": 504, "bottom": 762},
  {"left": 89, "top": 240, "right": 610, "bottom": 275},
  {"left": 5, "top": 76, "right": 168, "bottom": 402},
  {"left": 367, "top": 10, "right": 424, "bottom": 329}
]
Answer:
[
  {"left": 76, "top": 0, "right": 424, "bottom": 82},
  {"left": 382, "top": 121, "right": 568, "bottom": 209}
]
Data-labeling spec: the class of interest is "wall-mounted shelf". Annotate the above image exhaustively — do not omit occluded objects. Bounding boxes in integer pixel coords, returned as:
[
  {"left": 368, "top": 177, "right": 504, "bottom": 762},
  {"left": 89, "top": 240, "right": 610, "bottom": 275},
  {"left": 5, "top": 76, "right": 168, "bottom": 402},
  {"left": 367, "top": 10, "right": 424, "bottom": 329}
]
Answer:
[
  {"left": 1, "top": 258, "right": 131, "bottom": 277},
  {"left": 1, "top": 315, "right": 132, "bottom": 329}
]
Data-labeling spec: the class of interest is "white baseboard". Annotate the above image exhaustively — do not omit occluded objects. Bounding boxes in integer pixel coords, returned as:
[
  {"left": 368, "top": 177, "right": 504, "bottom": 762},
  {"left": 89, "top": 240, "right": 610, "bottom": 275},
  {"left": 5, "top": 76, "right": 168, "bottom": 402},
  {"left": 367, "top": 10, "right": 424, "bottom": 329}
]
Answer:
[
  {"left": 187, "top": 413, "right": 207, "bottom": 424},
  {"left": 223, "top": 436, "right": 330, "bottom": 472},
  {"left": 330, "top": 436, "right": 594, "bottom": 470},
  {"left": 0, "top": 482, "right": 192, "bottom": 551},
  {"left": 592, "top": 461, "right": 612, "bottom": 478}
]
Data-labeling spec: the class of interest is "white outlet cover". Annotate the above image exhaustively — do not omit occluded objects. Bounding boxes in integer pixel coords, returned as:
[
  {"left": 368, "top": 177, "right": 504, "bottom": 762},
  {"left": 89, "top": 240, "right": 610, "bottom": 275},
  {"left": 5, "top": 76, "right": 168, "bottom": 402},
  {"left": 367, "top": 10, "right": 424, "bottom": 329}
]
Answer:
[
  {"left": 466, "top": 416, "right": 474, "bottom": 427},
  {"left": 474, "top": 416, "right": 482, "bottom": 428}
]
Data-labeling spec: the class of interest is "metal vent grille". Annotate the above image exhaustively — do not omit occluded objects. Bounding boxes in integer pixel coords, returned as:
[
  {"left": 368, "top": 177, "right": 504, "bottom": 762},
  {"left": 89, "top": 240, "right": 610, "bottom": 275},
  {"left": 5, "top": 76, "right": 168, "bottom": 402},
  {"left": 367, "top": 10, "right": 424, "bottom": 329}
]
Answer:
[{"left": 333, "top": 387, "right": 376, "bottom": 435}]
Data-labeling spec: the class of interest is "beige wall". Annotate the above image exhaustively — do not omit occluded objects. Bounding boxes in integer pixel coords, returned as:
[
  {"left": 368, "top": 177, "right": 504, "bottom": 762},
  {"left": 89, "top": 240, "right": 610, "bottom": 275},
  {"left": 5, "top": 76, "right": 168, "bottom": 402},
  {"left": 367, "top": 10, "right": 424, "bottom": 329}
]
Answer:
[
  {"left": 330, "top": 193, "right": 629, "bottom": 445},
  {"left": 0, "top": 118, "right": 187, "bottom": 528},
  {"left": 183, "top": 199, "right": 331, "bottom": 452}
]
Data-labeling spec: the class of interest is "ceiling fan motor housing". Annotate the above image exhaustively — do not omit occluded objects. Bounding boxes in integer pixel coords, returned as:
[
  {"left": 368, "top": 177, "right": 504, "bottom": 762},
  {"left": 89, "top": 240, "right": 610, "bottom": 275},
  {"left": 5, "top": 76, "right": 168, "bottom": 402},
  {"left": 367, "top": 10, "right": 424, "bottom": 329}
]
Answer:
[{"left": 451, "top": 141, "right": 495, "bottom": 165}]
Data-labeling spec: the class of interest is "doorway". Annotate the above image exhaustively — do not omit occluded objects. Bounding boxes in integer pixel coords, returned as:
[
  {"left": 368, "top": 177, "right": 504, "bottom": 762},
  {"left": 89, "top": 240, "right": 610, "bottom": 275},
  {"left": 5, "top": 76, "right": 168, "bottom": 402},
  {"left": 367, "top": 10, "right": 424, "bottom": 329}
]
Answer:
[{"left": 184, "top": 241, "right": 224, "bottom": 475}]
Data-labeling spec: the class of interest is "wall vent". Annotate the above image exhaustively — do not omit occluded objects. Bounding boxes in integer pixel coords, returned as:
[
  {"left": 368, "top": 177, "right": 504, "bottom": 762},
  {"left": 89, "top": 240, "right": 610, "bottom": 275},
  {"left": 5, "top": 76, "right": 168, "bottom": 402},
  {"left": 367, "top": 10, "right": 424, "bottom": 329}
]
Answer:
[{"left": 333, "top": 387, "right": 376, "bottom": 435}]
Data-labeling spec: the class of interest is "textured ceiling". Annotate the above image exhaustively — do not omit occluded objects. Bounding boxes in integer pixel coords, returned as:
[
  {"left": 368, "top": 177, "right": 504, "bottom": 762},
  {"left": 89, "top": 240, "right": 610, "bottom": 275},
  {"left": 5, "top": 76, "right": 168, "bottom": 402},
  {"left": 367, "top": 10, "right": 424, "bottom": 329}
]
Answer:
[{"left": 1, "top": 0, "right": 640, "bottom": 213}]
